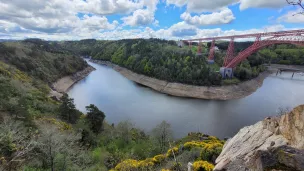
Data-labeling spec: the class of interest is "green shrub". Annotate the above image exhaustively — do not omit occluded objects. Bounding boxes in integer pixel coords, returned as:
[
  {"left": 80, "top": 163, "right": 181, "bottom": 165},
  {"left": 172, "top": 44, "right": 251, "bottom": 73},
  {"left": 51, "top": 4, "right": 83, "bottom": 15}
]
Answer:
[{"left": 222, "top": 78, "right": 240, "bottom": 85}]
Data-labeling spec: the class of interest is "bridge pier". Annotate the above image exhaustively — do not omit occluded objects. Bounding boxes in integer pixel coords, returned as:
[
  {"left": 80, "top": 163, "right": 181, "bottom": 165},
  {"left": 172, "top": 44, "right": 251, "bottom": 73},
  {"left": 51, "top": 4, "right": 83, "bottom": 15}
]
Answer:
[
  {"left": 207, "top": 60, "right": 214, "bottom": 64},
  {"left": 220, "top": 67, "right": 233, "bottom": 79}
]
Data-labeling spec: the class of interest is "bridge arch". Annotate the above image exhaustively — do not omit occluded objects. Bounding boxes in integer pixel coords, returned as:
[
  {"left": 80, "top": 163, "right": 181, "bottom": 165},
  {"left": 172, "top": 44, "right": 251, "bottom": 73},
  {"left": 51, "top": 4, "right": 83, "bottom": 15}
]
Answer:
[{"left": 225, "top": 37, "right": 304, "bottom": 68}]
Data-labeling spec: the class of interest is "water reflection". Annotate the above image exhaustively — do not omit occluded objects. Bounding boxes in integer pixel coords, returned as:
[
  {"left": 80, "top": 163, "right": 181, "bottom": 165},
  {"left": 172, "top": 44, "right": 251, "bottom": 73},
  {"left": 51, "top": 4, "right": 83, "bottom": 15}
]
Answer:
[{"left": 68, "top": 61, "right": 304, "bottom": 139}]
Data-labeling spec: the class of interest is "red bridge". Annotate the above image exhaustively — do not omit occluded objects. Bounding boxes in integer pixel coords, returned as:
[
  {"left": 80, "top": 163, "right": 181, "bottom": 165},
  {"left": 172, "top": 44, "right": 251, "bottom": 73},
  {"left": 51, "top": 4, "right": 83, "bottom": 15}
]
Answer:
[{"left": 183, "top": 29, "right": 304, "bottom": 78}]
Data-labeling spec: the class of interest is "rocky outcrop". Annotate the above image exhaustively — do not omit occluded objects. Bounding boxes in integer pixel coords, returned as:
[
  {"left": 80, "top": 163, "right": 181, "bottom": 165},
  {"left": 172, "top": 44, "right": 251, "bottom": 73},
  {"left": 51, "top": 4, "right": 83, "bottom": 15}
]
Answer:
[
  {"left": 90, "top": 60, "right": 271, "bottom": 100},
  {"left": 254, "top": 145, "right": 304, "bottom": 171},
  {"left": 214, "top": 105, "right": 304, "bottom": 171}
]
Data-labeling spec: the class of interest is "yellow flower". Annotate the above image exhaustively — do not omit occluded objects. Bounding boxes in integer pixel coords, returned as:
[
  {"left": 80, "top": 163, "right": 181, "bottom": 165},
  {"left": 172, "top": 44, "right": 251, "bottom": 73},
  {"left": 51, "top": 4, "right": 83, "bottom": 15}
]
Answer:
[
  {"left": 193, "top": 160, "right": 214, "bottom": 171},
  {"left": 152, "top": 154, "right": 166, "bottom": 164},
  {"left": 166, "top": 147, "right": 179, "bottom": 157}
]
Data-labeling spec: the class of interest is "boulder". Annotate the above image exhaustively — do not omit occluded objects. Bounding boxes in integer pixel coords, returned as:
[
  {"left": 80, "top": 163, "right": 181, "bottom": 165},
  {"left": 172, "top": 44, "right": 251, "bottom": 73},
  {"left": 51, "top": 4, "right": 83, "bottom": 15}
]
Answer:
[
  {"left": 214, "top": 105, "right": 304, "bottom": 171},
  {"left": 253, "top": 145, "right": 304, "bottom": 171}
]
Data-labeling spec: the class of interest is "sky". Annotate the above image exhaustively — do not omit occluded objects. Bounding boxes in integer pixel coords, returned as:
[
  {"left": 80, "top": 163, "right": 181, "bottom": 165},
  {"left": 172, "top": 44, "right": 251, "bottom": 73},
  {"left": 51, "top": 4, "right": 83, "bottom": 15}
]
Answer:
[{"left": 0, "top": 0, "right": 303, "bottom": 40}]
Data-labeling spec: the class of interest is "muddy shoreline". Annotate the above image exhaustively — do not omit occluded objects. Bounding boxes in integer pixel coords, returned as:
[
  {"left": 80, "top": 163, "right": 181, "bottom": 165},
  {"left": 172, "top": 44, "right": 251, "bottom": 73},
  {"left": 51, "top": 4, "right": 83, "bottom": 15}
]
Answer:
[
  {"left": 90, "top": 60, "right": 274, "bottom": 100},
  {"left": 50, "top": 65, "right": 95, "bottom": 99}
]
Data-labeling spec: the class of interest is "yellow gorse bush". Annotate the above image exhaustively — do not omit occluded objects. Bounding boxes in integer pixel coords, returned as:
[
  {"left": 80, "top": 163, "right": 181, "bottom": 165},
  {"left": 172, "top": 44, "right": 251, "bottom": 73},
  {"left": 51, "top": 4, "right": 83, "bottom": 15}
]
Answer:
[
  {"left": 152, "top": 154, "right": 166, "bottom": 163},
  {"left": 0, "top": 61, "right": 31, "bottom": 82},
  {"left": 193, "top": 160, "right": 214, "bottom": 171},
  {"left": 114, "top": 159, "right": 139, "bottom": 171},
  {"left": 114, "top": 158, "right": 155, "bottom": 171},
  {"left": 41, "top": 118, "right": 72, "bottom": 131},
  {"left": 166, "top": 146, "right": 179, "bottom": 157},
  {"left": 113, "top": 136, "right": 224, "bottom": 171},
  {"left": 184, "top": 141, "right": 223, "bottom": 150}
]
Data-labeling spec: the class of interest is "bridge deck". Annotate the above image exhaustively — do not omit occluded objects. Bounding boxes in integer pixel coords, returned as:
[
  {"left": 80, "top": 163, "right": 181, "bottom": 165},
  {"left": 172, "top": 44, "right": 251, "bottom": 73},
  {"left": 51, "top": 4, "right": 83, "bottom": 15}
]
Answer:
[
  {"left": 277, "top": 68, "right": 303, "bottom": 72},
  {"left": 276, "top": 67, "right": 304, "bottom": 78}
]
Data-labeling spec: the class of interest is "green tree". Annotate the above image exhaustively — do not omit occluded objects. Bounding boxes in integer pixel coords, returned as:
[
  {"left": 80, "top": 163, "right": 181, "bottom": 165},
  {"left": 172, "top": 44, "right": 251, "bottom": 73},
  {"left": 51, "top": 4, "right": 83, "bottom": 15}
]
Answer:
[
  {"left": 86, "top": 104, "right": 105, "bottom": 134},
  {"left": 59, "top": 93, "right": 81, "bottom": 124}
]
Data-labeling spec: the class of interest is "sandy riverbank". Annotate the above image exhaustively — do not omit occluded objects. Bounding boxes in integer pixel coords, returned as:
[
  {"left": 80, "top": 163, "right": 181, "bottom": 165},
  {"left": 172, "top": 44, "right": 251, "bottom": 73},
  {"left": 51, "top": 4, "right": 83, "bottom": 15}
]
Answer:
[
  {"left": 90, "top": 60, "right": 273, "bottom": 100},
  {"left": 50, "top": 66, "right": 95, "bottom": 99}
]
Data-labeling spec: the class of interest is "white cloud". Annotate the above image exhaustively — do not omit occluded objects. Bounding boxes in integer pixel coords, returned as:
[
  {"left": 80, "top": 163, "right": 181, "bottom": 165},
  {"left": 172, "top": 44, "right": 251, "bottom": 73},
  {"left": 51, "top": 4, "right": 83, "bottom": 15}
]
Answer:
[
  {"left": 75, "top": 0, "right": 144, "bottom": 15},
  {"left": 122, "top": 9, "right": 156, "bottom": 26},
  {"left": 122, "top": 0, "right": 159, "bottom": 26},
  {"left": 166, "top": 0, "right": 238, "bottom": 12},
  {"left": 168, "top": 22, "right": 198, "bottom": 37},
  {"left": 278, "top": 9, "right": 304, "bottom": 23},
  {"left": 166, "top": 0, "right": 187, "bottom": 7},
  {"left": 0, "top": 21, "right": 291, "bottom": 41},
  {"left": 0, "top": 0, "right": 160, "bottom": 35},
  {"left": 0, "top": 0, "right": 298, "bottom": 41},
  {"left": 239, "top": 0, "right": 287, "bottom": 10},
  {"left": 167, "top": 0, "right": 288, "bottom": 12},
  {"left": 181, "top": 8, "right": 235, "bottom": 25},
  {"left": 187, "top": 0, "right": 239, "bottom": 13},
  {"left": 81, "top": 15, "right": 118, "bottom": 31}
]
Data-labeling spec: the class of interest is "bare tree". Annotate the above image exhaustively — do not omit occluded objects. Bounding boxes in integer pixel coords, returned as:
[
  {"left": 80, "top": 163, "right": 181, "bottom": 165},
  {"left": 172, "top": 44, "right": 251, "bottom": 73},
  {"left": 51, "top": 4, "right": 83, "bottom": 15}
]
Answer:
[
  {"left": 151, "top": 121, "right": 173, "bottom": 153},
  {"left": 0, "top": 118, "right": 37, "bottom": 171},
  {"left": 36, "top": 124, "right": 80, "bottom": 171},
  {"left": 116, "top": 120, "right": 134, "bottom": 144},
  {"left": 286, "top": 0, "right": 304, "bottom": 15}
]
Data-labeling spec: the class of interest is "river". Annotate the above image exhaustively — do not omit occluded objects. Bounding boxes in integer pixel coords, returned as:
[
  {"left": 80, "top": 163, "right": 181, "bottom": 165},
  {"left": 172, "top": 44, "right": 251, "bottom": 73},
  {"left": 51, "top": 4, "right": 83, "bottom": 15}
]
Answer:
[{"left": 68, "top": 61, "right": 304, "bottom": 139}]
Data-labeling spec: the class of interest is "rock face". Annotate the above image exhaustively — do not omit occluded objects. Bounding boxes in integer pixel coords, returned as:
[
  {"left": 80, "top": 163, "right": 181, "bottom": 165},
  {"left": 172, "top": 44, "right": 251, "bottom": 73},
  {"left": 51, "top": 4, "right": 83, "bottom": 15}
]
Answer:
[
  {"left": 214, "top": 105, "right": 304, "bottom": 171},
  {"left": 254, "top": 145, "right": 304, "bottom": 171}
]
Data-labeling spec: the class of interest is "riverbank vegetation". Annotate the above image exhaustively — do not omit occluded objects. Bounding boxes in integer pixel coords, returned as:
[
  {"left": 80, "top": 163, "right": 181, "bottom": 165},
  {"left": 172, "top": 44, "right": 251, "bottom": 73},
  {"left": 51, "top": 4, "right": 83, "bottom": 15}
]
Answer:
[
  {"left": 0, "top": 41, "right": 224, "bottom": 170},
  {"left": 0, "top": 70, "right": 224, "bottom": 170},
  {"left": 0, "top": 39, "right": 303, "bottom": 170},
  {"left": 62, "top": 39, "right": 304, "bottom": 86},
  {"left": 2, "top": 39, "right": 303, "bottom": 86}
]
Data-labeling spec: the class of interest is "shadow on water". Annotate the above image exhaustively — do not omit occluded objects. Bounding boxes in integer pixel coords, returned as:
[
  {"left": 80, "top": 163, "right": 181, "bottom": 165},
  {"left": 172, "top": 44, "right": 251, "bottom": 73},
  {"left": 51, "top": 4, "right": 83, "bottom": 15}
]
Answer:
[{"left": 68, "top": 61, "right": 304, "bottom": 139}]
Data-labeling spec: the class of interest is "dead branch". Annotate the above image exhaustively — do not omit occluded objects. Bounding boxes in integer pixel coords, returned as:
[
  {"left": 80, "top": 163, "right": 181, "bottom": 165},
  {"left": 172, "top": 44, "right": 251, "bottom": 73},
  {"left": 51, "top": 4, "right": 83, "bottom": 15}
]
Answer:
[{"left": 286, "top": 0, "right": 304, "bottom": 15}]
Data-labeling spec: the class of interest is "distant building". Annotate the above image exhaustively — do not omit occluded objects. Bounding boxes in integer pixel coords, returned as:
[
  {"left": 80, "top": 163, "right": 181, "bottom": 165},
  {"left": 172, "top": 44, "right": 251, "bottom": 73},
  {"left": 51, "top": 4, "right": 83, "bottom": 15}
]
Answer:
[{"left": 177, "top": 41, "right": 185, "bottom": 47}]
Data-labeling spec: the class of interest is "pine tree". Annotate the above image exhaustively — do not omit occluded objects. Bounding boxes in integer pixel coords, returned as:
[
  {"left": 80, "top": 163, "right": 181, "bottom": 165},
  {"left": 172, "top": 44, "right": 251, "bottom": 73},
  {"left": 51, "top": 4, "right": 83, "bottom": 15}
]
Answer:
[
  {"left": 86, "top": 104, "right": 105, "bottom": 134},
  {"left": 59, "top": 93, "right": 80, "bottom": 124}
]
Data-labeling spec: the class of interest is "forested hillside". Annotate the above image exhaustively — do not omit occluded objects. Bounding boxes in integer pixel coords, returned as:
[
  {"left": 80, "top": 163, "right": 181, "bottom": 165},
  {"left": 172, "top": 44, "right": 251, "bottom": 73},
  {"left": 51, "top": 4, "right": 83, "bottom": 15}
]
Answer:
[
  {"left": 0, "top": 39, "right": 88, "bottom": 83},
  {"left": 0, "top": 38, "right": 304, "bottom": 170},
  {"left": 0, "top": 61, "right": 223, "bottom": 171},
  {"left": 62, "top": 39, "right": 304, "bottom": 86},
  {"left": 0, "top": 39, "right": 224, "bottom": 171}
]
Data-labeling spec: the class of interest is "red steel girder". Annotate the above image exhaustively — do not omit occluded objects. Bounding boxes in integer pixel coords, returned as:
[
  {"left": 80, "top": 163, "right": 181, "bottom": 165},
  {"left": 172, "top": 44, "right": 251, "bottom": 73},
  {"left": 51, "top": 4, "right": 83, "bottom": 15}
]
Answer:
[
  {"left": 225, "top": 36, "right": 304, "bottom": 68},
  {"left": 197, "top": 41, "right": 202, "bottom": 54},
  {"left": 224, "top": 38, "right": 235, "bottom": 66},
  {"left": 208, "top": 40, "right": 215, "bottom": 61},
  {"left": 183, "top": 29, "right": 304, "bottom": 68},
  {"left": 184, "top": 29, "right": 304, "bottom": 42}
]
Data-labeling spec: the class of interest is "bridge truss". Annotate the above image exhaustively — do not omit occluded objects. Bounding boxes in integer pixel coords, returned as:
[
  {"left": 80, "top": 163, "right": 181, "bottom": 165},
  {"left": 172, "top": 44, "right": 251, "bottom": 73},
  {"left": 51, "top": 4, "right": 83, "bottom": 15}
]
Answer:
[{"left": 183, "top": 29, "right": 304, "bottom": 69}]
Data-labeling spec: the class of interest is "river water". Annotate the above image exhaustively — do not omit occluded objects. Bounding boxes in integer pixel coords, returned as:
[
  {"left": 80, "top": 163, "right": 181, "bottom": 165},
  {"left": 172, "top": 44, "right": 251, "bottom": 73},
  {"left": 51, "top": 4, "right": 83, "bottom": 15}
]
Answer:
[{"left": 68, "top": 61, "right": 304, "bottom": 139}]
